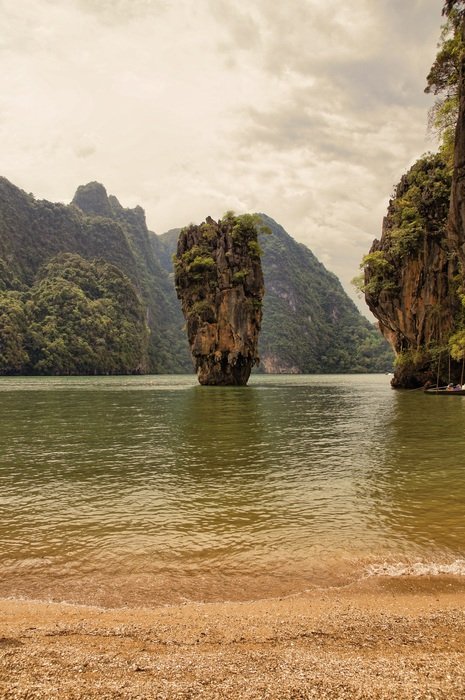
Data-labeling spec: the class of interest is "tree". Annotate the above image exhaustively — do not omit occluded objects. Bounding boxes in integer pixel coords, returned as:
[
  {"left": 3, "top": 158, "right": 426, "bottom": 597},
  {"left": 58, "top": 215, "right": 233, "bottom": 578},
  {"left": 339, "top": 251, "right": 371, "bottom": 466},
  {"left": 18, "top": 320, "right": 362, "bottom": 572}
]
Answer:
[
  {"left": 0, "top": 253, "right": 150, "bottom": 376},
  {"left": 443, "top": 1, "right": 465, "bottom": 18},
  {"left": 0, "top": 292, "right": 29, "bottom": 373},
  {"left": 425, "top": 11, "right": 463, "bottom": 165},
  {"left": 26, "top": 254, "right": 149, "bottom": 375}
]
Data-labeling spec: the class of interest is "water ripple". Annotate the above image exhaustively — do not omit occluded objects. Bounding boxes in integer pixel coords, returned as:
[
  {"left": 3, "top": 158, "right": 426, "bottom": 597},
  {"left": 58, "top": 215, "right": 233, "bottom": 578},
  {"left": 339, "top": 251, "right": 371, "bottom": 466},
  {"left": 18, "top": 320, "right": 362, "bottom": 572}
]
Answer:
[{"left": 1, "top": 374, "right": 465, "bottom": 605}]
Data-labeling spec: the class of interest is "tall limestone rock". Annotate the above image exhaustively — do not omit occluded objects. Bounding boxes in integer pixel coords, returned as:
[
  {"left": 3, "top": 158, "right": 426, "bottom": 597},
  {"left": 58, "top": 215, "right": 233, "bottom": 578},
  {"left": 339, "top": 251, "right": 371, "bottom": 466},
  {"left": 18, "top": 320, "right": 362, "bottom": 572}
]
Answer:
[
  {"left": 449, "top": 18, "right": 465, "bottom": 267},
  {"left": 159, "top": 215, "right": 393, "bottom": 374},
  {"left": 174, "top": 213, "right": 265, "bottom": 385},
  {"left": 363, "top": 155, "right": 460, "bottom": 387},
  {"left": 360, "top": 7, "right": 465, "bottom": 388}
]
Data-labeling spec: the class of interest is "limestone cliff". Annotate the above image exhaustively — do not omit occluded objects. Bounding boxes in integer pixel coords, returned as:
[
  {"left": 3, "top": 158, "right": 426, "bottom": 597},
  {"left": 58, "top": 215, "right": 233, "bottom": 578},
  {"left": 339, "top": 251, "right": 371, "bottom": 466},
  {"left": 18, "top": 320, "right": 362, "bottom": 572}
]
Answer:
[
  {"left": 71, "top": 181, "right": 191, "bottom": 372},
  {"left": 158, "top": 217, "right": 393, "bottom": 373},
  {"left": 364, "top": 154, "right": 460, "bottom": 388},
  {"left": 448, "top": 21, "right": 465, "bottom": 266},
  {"left": 174, "top": 213, "right": 265, "bottom": 385},
  {"left": 362, "top": 7, "right": 465, "bottom": 389}
]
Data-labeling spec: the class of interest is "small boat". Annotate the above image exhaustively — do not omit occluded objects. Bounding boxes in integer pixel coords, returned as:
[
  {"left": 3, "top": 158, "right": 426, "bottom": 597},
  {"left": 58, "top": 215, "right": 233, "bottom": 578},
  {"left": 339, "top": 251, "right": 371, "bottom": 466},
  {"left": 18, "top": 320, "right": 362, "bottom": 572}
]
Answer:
[{"left": 424, "top": 387, "right": 465, "bottom": 395}]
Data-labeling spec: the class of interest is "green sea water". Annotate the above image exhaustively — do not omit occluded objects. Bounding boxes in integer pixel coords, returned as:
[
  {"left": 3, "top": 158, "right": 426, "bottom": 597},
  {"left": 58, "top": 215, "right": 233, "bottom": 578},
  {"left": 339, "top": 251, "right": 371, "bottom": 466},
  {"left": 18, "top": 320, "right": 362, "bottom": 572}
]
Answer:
[{"left": 1, "top": 374, "right": 464, "bottom": 607}]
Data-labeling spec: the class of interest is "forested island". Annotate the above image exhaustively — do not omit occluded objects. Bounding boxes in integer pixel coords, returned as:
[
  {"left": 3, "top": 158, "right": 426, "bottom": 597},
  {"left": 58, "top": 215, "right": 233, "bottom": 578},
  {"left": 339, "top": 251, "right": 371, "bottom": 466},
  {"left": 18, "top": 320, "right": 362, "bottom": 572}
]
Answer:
[
  {"left": 358, "top": 1, "right": 465, "bottom": 388},
  {"left": 0, "top": 179, "right": 391, "bottom": 376}
]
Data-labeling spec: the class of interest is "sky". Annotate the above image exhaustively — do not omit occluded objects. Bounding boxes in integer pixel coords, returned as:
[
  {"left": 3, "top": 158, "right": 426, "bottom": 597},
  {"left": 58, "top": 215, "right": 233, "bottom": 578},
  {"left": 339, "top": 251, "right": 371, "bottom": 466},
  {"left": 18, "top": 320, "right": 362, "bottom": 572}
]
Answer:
[{"left": 1, "top": 0, "right": 444, "bottom": 314}]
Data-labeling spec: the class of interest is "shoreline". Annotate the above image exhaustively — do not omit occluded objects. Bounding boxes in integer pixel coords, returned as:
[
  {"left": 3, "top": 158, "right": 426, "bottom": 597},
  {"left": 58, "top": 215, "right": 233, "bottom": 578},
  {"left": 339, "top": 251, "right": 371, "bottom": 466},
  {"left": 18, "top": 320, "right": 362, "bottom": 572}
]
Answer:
[{"left": 2, "top": 576, "right": 465, "bottom": 699}]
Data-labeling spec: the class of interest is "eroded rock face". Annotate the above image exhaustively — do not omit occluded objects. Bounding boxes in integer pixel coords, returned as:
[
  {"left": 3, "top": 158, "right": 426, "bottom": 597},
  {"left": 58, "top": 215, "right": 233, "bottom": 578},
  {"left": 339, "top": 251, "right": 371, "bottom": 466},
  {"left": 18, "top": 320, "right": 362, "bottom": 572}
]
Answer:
[
  {"left": 174, "top": 214, "right": 265, "bottom": 385},
  {"left": 448, "top": 21, "right": 465, "bottom": 268},
  {"left": 364, "top": 155, "right": 460, "bottom": 388},
  {"left": 366, "top": 230, "right": 458, "bottom": 388}
]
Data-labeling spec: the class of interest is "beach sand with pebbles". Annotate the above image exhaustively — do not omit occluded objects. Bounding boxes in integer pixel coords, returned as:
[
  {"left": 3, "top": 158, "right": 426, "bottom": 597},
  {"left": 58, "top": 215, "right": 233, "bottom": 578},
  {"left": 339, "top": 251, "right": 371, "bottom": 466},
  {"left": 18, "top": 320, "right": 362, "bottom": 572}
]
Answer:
[{"left": 2, "top": 576, "right": 465, "bottom": 699}]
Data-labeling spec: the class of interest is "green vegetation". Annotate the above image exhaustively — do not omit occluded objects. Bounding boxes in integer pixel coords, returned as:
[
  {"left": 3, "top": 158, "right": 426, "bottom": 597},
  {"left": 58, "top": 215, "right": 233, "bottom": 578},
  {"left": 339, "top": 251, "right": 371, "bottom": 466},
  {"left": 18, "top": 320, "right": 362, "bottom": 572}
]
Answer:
[
  {"left": 356, "top": 3, "right": 465, "bottom": 386},
  {"left": 357, "top": 152, "right": 452, "bottom": 304},
  {"left": 0, "top": 254, "right": 148, "bottom": 375},
  {"left": 247, "top": 240, "right": 262, "bottom": 258},
  {"left": 0, "top": 291, "right": 29, "bottom": 373},
  {"left": 387, "top": 155, "right": 451, "bottom": 253},
  {"left": 190, "top": 299, "right": 215, "bottom": 322},
  {"left": 425, "top": 9, "right": 462, "bottom": 167},
  {"left": 0, "top": 177, "right": 392, "bottom": 376},
  {"left": 257, "top": 215, "right": 393, "bottom": 373},
  {"left": 232, "top": 269, "right": 249, "bottom": 283},
  {"left": 186, "top": 254, "right": 216, "bottom": 274},
  {"left": 163, "top": 214, "right": 393, "bottom": 374},
  {"left": 356, "top": 251, "right": 396, "bottom": 296},
  {"left": 0, "top": 177, "right": 191, "bottom": 374},
  {"left": 174, "top": 212, "right": 266, "bottom": 297},
  {"left": 224, "top": 211, "right": 271, "bottom": 242}
]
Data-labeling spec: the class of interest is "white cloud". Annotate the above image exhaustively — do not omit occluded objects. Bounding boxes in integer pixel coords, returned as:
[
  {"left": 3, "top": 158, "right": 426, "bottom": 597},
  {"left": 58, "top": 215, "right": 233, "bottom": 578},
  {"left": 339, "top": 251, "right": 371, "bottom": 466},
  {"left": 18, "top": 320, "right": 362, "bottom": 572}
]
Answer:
[{"left": 0, "top": 0, "right": 444, "bottom": 314}]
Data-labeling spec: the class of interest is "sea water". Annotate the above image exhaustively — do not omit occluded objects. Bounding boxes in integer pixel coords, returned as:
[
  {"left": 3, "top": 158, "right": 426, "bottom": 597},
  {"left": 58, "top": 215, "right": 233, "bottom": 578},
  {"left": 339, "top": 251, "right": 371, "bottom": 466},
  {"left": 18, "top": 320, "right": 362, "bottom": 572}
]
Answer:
[{"left": 1, "top": 373, "right": 464, "bottom": 606}]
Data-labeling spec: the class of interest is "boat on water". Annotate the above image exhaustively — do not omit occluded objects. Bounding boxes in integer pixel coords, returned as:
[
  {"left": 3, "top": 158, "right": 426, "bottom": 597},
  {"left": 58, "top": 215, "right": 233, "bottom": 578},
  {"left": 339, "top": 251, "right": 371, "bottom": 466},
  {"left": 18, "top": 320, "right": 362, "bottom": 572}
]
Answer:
[{"left": 424, "top": 387, "right": 465, "bottom": 395}]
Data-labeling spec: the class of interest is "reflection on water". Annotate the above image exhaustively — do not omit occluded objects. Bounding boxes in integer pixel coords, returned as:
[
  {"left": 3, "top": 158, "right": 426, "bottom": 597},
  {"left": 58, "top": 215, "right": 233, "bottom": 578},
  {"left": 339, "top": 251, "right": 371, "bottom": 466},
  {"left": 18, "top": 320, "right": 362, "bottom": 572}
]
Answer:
[
  {"left": 366, "top": 390, "right": 465, "bottom": 554},
  {"left": 0, "top": 374, "right": 465, "bottom": 606}
]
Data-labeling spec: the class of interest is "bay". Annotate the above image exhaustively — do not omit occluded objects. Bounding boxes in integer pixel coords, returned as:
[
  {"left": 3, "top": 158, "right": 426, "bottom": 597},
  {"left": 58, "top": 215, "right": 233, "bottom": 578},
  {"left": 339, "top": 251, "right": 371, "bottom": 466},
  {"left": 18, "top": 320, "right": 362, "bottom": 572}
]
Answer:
[{"left": 0, "top": 373, "right": 465, "bottom": 607}]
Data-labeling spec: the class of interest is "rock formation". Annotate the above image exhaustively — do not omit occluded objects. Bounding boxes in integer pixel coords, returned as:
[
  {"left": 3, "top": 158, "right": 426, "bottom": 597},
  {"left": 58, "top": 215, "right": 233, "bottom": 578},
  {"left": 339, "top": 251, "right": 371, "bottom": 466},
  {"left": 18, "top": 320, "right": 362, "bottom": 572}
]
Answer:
[
  {"left": 158, "top": 217, "right": 393, "bottom": 374},
  {"left": 363, "top": 155, "right": 460, "bottom": 388},
  {"left": 174, "top": 213, "right": 265, "bottom": 385},
  {"left": 362, "top": 7, "right": 465, "bottom": 389},
  {"left": 448, "top": 19, "right": 465, "bottom": 268}
]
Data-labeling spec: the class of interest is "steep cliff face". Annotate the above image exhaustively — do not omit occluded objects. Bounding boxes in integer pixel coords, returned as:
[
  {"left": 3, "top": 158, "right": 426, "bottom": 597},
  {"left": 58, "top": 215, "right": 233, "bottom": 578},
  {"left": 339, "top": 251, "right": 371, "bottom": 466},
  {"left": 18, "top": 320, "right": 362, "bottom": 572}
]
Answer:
[
  {"left": 158, "top": 216, "right": 393, "bottom": 373},
  {"left": 258, "top": 215, "right": 393, "bottom": 373},
  {"left": 0, "top": 177, "right": 189, "bottom": 373},
  {"left": 71, "top": 182, "right": 191, "bottom": 372},
  {"left": 364, "top": 154, "right": 459, "bottom": 387},
  {"left": 174, "top": 214, "right": 264, "bottom": 385},
  {"left": 448, "top": 21, "right": 465, "bottom": 266}
]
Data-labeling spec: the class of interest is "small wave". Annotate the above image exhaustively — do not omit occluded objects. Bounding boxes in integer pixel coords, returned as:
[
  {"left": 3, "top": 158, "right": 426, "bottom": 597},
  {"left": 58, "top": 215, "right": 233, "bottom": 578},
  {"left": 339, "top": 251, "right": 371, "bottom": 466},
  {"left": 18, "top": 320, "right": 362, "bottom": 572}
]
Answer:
[{"left": 366, "top": 559, "right": 465, "bottom": 578}]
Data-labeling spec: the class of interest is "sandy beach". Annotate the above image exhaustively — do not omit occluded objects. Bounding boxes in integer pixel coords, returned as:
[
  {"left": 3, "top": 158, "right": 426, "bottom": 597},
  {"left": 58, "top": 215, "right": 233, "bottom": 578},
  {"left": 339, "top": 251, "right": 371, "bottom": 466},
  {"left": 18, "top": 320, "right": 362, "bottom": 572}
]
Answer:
[{"left": 2, "top": 576, "right": 465, "bottom": 699}]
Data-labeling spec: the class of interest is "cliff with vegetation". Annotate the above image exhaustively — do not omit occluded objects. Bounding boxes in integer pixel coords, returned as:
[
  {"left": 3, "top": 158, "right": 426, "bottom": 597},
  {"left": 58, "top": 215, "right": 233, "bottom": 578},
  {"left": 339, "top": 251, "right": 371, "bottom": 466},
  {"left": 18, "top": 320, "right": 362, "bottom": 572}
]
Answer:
[
  {"left": 362, "top": 155, "right": 459, "bottom": 387},
  {"left": 174, "top": 214, "right": 265, "bottom": 385},
  {"left": 361, "top": 2, "right": 465, "bottom": 388},
  {"left": 258, "top": 216, "right": 392, "bottom": 373},
  {"left": 161, "top": 217, "right": 393, "bottom": 374},
  {"left": 0, "top": 178, "right": 188, "bottom": 374},
  {"left": 0, "top": 178, "right": 391, "bottom": 376}
]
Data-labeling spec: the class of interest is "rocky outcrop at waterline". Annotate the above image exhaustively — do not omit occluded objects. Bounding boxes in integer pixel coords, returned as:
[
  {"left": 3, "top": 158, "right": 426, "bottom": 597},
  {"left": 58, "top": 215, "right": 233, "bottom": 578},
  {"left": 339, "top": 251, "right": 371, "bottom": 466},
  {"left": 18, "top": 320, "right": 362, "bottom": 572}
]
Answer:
[
  {"left": 174, "top": 213, "right": 265, "bottom": 385},
  {"left": 363, "top": 154, "right": 460, "bottom": 388}
]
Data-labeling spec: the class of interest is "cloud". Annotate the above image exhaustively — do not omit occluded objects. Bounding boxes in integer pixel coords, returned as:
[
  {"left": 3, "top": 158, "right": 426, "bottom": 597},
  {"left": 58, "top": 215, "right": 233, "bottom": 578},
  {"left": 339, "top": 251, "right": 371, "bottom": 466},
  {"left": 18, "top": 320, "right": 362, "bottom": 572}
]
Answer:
[
  {"left": 0, "top": 0, "right": 444, "bottom": 314},
  {"left": 74, "top": 0, "right": 167, "bottom": 24}
]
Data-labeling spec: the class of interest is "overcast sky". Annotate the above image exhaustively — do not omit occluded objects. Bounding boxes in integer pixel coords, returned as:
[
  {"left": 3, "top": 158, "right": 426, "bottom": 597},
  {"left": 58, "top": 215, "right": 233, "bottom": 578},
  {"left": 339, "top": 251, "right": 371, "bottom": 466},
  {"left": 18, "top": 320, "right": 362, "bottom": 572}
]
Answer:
[{"left": 2, "top": 0, "right": 444, "bottom": 314}]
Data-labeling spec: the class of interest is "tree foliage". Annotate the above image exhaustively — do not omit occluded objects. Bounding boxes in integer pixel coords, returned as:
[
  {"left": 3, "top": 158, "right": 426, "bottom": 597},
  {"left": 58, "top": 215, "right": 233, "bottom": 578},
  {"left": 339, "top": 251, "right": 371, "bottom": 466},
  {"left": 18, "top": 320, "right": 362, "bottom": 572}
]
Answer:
[
  {"left": 0, "top": 177, "right": 192, "bottom": 373},
  {"left": 357, "top": 153, "right": 452, "bottom": 305},
  {"left": 0, "top": 253, "right": 149, "bottom": 375},
  {"left": 425, "top": 9, "right": 464, "bottom": 166},
  {"left": 257, "top": 216, "right": 393, "bottom": 373},
  {"left": 0, "top": 291, "right": 29, "bottom": 373},
  {"left": 443, "top": 1, "right": 465, "bottom": 18},
  {"left": 387, "top": 154, "right": 452, "bottom": 254}
]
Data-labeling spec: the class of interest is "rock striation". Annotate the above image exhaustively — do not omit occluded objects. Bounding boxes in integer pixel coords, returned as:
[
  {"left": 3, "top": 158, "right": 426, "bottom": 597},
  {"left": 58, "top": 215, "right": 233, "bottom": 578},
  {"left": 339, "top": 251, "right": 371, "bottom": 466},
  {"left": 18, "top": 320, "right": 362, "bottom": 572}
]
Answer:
[
  {"left": 363, "top": 155, "right": 460, "bottom": 387},
  {"left": 448, "top": 19, "right": 465, "bottom": 270},
  {"left": 159, "top": 216, "right": 393, "bottom": 374},
  {"left": 174, "top": 213, "right": 265, "bottom": 385}
]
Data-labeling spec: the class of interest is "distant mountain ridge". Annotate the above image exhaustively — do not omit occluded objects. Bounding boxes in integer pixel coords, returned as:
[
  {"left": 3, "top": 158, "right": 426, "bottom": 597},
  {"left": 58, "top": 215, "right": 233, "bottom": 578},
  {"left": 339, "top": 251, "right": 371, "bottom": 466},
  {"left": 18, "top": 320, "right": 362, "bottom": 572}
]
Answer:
[
  {"left": 156, "top": 216, "right": 393, "bottom": 373},
  {"left": 0, "top": 177, "right": 392, "bottom": 374},
  {"left": 0, "top": 177, "right": 189, "bottom": 372}
]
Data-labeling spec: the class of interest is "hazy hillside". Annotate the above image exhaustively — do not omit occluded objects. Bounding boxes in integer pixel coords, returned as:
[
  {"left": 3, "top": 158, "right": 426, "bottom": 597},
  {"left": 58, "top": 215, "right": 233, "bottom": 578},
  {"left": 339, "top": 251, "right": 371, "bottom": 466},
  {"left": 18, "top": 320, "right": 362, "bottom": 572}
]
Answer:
[
  {"left": 154, "top": 216, "right": 393, "bottom": 373},
  {"left": 0, "top": 178, "right": 190, "bottom": 373},
  {"left": 72, "top": 183, "right": 190, "bottom": 372},
  {"left": 0, "top": 177, "right": 391, "bottom": 375}
]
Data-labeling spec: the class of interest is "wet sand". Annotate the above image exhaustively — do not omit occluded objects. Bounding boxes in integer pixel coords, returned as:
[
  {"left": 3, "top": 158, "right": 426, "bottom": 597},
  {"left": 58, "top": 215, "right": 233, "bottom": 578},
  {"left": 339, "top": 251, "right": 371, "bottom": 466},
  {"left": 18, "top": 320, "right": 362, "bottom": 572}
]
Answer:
[{"left": 2, "top": 577, "right": 465, "bottom": 699}]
